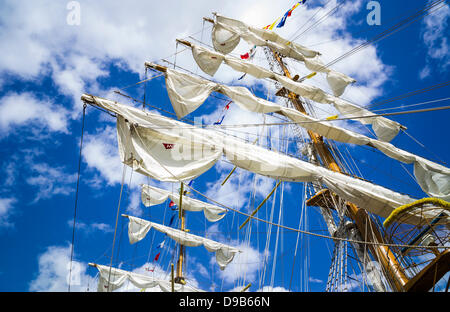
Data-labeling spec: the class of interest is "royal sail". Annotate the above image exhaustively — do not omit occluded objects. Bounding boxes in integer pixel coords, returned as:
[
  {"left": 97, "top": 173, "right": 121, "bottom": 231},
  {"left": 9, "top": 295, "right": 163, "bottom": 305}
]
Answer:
[{"left": 211, "top": 14, "right": 356, "bottom": 97}]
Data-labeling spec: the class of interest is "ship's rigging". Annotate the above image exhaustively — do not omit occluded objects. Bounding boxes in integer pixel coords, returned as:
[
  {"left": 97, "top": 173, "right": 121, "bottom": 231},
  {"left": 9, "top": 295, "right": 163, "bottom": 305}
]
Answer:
[{"left": 72, "top": 1, "right": 450, "bottom": 292}]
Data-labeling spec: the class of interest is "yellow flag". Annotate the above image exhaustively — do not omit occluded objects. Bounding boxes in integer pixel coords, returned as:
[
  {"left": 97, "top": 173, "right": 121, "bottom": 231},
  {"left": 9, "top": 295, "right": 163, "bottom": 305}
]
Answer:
[{"left": 268, "top": 17, "right": 281, "bottom": 30}]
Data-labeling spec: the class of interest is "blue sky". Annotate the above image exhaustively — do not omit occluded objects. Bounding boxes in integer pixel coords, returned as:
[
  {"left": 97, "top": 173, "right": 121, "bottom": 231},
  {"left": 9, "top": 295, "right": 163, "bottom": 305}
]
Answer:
[{"left": 0, "top": 0, "right": 449, "bottom": 292}]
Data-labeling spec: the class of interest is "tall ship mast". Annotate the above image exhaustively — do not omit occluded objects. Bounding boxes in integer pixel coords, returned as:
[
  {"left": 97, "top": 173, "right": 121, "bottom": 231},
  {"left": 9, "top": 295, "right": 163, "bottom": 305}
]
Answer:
[{"left": 79, "top": 1, "right": 450, "bottom": 292}]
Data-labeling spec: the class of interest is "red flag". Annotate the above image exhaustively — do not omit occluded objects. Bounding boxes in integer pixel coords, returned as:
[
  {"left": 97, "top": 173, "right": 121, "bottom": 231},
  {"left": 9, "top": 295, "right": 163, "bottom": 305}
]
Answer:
[
  {"left": 162, "top": 143, "right": 174, "bottom": 149},
  {"left": 169, "top": 200, "right": 175, "bottom": 208},
  {"left": 240, "top": 52, "right": 249, "bottom": 59},
  {"left": 154, "top": 252, "right": 161, "bottom": 261}
]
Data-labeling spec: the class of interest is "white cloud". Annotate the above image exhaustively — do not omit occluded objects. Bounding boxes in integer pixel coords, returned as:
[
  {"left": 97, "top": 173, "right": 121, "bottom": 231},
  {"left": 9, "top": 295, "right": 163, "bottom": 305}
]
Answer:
[
  {"left": 308, "top": 276, "right": 323, "bottom": 284},
  {"left": 0, "top": 92, "right": 69, "bottom": 136},
  {"left": 82, "top": 125, "right": 124, "bottom": 186},
  {"left": 256, "top": 286, "right": 290, "bottom": 292},
  {"left": 214, "top": 240, "right": 266, "bottom": 285},
  {"left": 420, "top": 1, "right": 450, "bottom": 78},
  {"left": 0, "top": 197, "right": 16, "bottom": 228},
  {"left": 67, "top": 219, "right": 113, "bottom": 235},
  {"left": 29, "top": 244, "right": 96, "bottom": 292},
  {"left": 26, "top": 162, "right": 77, "bottom": 203}
]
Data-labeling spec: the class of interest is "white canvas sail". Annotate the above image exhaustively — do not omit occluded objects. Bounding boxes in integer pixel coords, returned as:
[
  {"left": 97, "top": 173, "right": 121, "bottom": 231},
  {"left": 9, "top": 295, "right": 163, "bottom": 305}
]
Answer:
[
  {"left": 81, "top": 94, "right": 430, "bottom": 222},
  {"left": 160, "top": 68, "right": 450, "bottom": 201},
  {"left": 124, "top": 215, "right": 241, "bottom": 270},
  {"left": 211, "top": 14, "right": 320, "bottom": 58},
  {"left": 91, "top": 263, "right": 203, "bottom": 292},
  {"left": 187, "top": 43, "right": 402, "bottom": 142},
  {"left": 141, "top": 184, "right": 227, "bottom": 222}
]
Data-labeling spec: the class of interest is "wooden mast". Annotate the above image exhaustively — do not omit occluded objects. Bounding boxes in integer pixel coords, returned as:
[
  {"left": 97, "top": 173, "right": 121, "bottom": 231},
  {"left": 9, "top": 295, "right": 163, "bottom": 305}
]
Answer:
[
  {"left": 270, "top": 50, "right": 410, "bottom": 291},
  {"left": 175, "top": 182, "right": 186, "bottom": 284}
]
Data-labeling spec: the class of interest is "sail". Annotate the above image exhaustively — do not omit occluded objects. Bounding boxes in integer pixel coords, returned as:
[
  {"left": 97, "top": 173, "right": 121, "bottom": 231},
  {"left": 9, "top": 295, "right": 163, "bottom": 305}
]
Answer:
[
  {"left": 141, "top": 184, "right": 227, "bottom": 222},
  {"left": 161, "top": 68, "right": 450, "bottom": 201},
  {"left": 211, "top": 14, "right": 320, "bottom": 58},
  {"left": 124, "top": 215, "right": 241, "bottom": 270},
  {"left": 91, "top": 263, "right": 203, "bottom": 292},
  {"left": 211, "top": 14, "right": 356, "bottom": 96},
  {"left": 186, "top": 43, "right": 402, "bottom": 142},
  {"left": 81, "top": 94, "right": 430, "bottom": 223}
]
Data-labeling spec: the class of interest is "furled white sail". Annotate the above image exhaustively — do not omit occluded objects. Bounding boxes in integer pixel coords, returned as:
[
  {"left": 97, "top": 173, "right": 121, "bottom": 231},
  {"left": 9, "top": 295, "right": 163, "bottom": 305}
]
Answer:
[
  {"left": 91, "top": 263, "right": 203, "bottom": 292},
  {"left": 124, "top": 215, "right": 241, "bottom": 270},
  {"left": 161, "top": 68, "right": 450, "bottom": 201},
  {"left": 211, "top": 14, "right": 356, "bottom": 96},
  {"left": 188, "top": 43, "right": 401, "bottom": 142},
  {"left": 211, "top": 14, "right": 320, "bottom": 58},
  {"left": 81, "top": 94, "right": 431, "bottom": 222},
  {"left": 141, "top": 184, "right": 227, "bottom": 222}
]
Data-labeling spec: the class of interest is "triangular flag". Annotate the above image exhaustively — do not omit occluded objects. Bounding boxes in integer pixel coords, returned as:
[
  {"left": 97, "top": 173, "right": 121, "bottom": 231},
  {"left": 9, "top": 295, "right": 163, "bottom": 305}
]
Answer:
[
  {"left": 240, "top": 52, "right": 250, "bottom": 59},
  {"left": 154, "top": 252, "right": 161, "bottom": 262},
  {"left": 157, "top": 241, "right": 165, "bottom": 249},
  {"left": 214, "top": 115, "right": 225, "bottom": 125},
  {"left": 162, "top": 143, "right": 174, "bottom": 149}
]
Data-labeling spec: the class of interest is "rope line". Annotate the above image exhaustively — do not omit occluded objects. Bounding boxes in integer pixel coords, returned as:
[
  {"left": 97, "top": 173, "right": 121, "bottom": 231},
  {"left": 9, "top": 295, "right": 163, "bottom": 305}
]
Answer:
[{"left": 68, "top": 103, "right": 87, "bottom": 292}]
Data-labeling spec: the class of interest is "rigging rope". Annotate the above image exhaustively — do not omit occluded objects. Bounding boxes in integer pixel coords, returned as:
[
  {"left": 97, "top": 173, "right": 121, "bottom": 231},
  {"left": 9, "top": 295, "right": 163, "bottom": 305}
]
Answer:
[
  {"left": 106, "top": 163, "right": 127, "bottom": 291},
  {"left": 68, "top": 103, "right": 87, "bottom": 292},
  {"left": 298, "top": 0, "right": 447, "bottom": 80}
]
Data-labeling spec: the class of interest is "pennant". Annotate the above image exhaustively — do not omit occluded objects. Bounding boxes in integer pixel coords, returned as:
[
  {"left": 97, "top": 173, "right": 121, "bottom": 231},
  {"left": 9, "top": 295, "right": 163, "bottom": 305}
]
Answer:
[
  {"left": 169, "top": 200, "right": 175, "bottom": 208},
  {"left": 240, "top": 52, "right": 250, "bottom": 59},
  {"left": 157, "top": 241, "right": 165, "bottom": 249},
  {"left": 154, "top": 252, "right": 161, "bottom": 262},
  {"left": 168, "top": 214, "right": 176, "bottom": 226},
  {"left": 268, "top": 17, "right": 280, "bottom": 30},
  {"left": 240, "top": 46, "right": 256, "bottom": 60},
  {"left": 213, "top": 115, "right": 225, "bottom": 125},
  {"left": 238, "top": 73, "right": 247, "bottom": 80},
  {"left": 277, "top": 11, "right": 290, "bottom": 28},
  {"left": 162, "top": 143, "right": 174, "bottom": 149}
]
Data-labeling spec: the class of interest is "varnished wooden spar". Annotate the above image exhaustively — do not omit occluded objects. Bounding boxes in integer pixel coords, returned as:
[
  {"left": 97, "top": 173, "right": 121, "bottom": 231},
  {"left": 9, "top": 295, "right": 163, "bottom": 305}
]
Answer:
[{"left": 175, "top": 182, "right": 186, "bottom": 285}]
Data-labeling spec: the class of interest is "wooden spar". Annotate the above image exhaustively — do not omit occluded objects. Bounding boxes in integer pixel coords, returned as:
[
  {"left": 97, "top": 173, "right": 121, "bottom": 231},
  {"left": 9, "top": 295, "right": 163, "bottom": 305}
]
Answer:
[
  {"left": 239, "top": 181, "right": 281, "bottom": 230},
  {"left": 270, "top": 50, "right": 410, "bottom": 291},
  {"left": 240, "top": 283, "right": 251, "bottom": 292},
  {"left": 221, "top": 138, "right": 258, "bottom": 186},
  {"left": 175, "top": 182, "right": 186, "bottom": 284},
  {"left": 171, "top": 263, "right": 175, "bottom": 292},
  {"left": 221, "top": 166, "right": 237, "bottom": 186}
]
